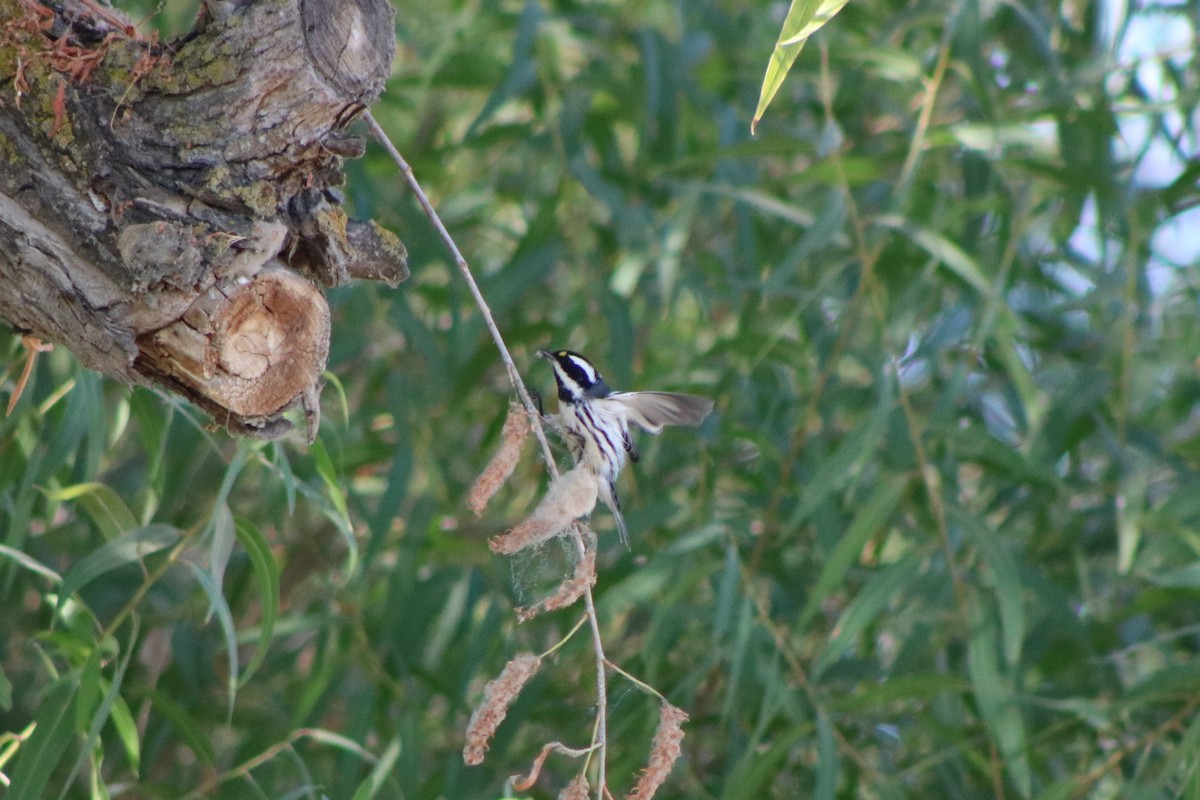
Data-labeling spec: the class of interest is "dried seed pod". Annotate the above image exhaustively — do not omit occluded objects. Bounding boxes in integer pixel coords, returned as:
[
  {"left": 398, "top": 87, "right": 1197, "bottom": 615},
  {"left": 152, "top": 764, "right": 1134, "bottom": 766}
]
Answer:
[
  {"left": 490, "top": 465, "right": 598, "bottom": 555},
  {"left": 626, "top": 703, "right": 688, "bottom": 800},
  {"left": 468, "top": 403, "right": 531, "bottom": 515},
  {"left": 463, "top": 653, "right": 543, "bottom": 765},
  {"left": 558, "top": 772, "right": 590, "bottom": 800}
]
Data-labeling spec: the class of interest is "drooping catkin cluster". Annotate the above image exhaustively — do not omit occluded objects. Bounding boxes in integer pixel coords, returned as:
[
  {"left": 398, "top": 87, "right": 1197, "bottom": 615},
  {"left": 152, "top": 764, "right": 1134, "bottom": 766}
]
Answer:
[
  {"left": 625, "top": 703, "right": 689, "bottom": 800},
  {"left": 467, "top": 406, "right": 688, "bottom": 797},
  {"left": 489, "top": 465, "right": 598, "bottom": 555},
  {"left": 469, "top": 407, "right": 597, "bottom": 617},
  {"left": 463, "top": 653, "right": 543, "bottom": 766},
  {"left": 468, "top": 402, "right": 531, "bottom": 515}
]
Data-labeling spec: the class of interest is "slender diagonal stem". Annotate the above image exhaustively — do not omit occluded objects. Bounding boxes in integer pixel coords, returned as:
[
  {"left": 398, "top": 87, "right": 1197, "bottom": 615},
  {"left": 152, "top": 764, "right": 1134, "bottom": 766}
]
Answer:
[
  {"left": 362, "top": 110, "right": 609, "bottom": 797},
  {"left": 360, "top": 112, "right": 555, "bottom": 472}
]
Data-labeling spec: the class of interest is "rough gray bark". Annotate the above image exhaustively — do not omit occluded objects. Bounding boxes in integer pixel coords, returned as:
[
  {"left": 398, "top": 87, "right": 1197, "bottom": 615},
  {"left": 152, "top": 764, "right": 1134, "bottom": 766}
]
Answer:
[{"left": 0, "top": 0, "right": 408, "bottom": 440}]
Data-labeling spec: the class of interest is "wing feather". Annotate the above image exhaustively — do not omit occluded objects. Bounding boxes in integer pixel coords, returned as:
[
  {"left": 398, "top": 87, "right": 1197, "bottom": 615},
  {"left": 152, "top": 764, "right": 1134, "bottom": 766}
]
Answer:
[{"left": 608, "top": 391, "right": 714, "bottom": 434}]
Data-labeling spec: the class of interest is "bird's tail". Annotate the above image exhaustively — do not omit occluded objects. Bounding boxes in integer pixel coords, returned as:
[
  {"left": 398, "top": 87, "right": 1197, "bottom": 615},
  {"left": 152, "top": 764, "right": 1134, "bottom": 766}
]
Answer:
[
  {"left": 613, "top": 505, "right": 630, "bottom": 548},
  {"left": 599, "top": 479, "right": 630, "bottom": 548}
]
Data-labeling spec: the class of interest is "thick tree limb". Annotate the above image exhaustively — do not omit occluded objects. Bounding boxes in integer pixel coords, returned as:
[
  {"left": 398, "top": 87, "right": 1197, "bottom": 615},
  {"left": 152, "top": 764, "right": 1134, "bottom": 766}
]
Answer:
[{"left": 0, "top": 0, "right": 407, "bottom": 439}]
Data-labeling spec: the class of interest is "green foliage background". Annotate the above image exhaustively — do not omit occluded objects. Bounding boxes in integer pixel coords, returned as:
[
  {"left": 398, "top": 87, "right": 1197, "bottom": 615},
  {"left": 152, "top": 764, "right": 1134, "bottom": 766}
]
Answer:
[{"left": 2, "top": 0, "right": 1199, "bottom": 797}]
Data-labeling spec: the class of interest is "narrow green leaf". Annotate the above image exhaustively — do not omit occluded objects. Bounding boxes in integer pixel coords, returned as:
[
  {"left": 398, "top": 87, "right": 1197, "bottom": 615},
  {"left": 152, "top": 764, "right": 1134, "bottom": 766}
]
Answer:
[
  {"left": 1145, "top": 563, "right": 1200, "bottom": 588},
  {"left": 876, "top": 215, "right": 993, "bottom": 296},
  {"left": 0, "top": 662, "right": 12, "bottom": 711},
  {"left": 199, "top": 440, "right": 254, "bottom": 602},
  {"left": 813, "top": 552, "right": 923, "bottom": 679},
  {"left": 420, "top": 573, "right": 471, "bottom": 671},
  {"left": 311, "top": 439, "right": 351, "bottom": 524},
  {"left": 108, "top": 695, "right": 140, "bottom": 775},
  {"left": 301, "top": 728, "right": 377, "bottom": 760},
  {"left": 712, "top": 544, "right": 741, "bottom": 643},
  {"left": 958, "top": 511, "right": 1025, "bottom": 666},
  {"left": 799, "top": 476, "right": 908, "bottom": 629},
  {"left": 987, "top": 329, "right": 1041, "bottom": 432},
  {"left": 815, "top": 711, "right": 838, "bottom": 800},
  {"left": 87, "top": 756, "right": 111, "bottom": 800},
  {"left": 37, "top": 375, "right": 89, "bottom": 485},
  {"left": 234, "top": 517, "right": 280, "bottom": 686},
  {"left": 721, "top": 593, "right": 756, "bottom": 723},
  {"left": 350, "top": 735, "right": 402, "bottom": 800},
  {"left": 272, "top": 442, "right": 297, "bottom": 516},
  {"left": 838, "top": 48, "right": 923, "bottom": 81},
  {"left": 76, "top": 371, "right": 107, "bottom": 480},
  {"left": 8, "top": 679, "right": 78, "bottom": 800},
  {"left": 148, "top": 691, "right": 216, "bottom": 766},
  {"left": 207, "top": 501, "right": 236, "bottom": 598},
  {"left": 1116, "top": 456, "right": 1150, "bottom": 574},
  {"left": 186, "top": 563, "right": 239, "bottom": 718},
  {"left": 45, "top": 483, "right": 138, "bottom": 541},
  {"left": 322, "top": 370, "right": 351, "bottom": 429},
  {"left": 1124, "top": 664, "right": 1200, "bottom": 704},
  {"left": 2, "top": 444, "right": 42, "bottom": 586},
  {"left": 308, "top": 438, "right": 358, "bottom": 580},
  {"left": 464, "top": 0, "right": 540, "bottom": 140},
  {"left": 825, "top": 673, "right": 970, "bottom": 712},
  {"left": 55, "top": 525, "right": 182, "bottom": 621},
  {"left": 720, "top": 726, "right": 807, "bottom": 800},
  {"left": 967, "top": 594, "right": 1032, "bottom": 797},
  {"left": 0, "top": 544, "right": 63, "bottom": 585},
  {"left": 694, "top": 183, "right": 816, "bottom": 226},
  {"left": 951, "top": 121, "right": 1058, "bottom": 154},
  {"left": 787, "top": 376, "right": 891, "bottom": 531},
  {"left": 128, "top": 390, "right": 172, "bottom": 499},
  {"left": 752, "top": 0, "right": 851, "bottom": 133},
  {"left": 75, "top": 648, "right": 102, "bottom": 730},
  {"left": 1032, "top": 777, "right": 1081, "bottom": 800},
  {"left": 60, "top": 618, "right": 140, "bottom": 800}
]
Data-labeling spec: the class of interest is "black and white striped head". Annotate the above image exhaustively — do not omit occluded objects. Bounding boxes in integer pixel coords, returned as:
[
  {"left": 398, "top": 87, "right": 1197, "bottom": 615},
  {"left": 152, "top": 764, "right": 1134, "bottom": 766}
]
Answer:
[{"left": 538, "top": 349, "right": 612, "bottom": 403}]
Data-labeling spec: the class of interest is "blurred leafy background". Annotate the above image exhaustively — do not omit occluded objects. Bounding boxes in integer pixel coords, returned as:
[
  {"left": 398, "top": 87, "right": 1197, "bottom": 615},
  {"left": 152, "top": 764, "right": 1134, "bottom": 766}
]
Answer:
[{"left": 3, "top": 0, "right": 1200, "bottom": 797}]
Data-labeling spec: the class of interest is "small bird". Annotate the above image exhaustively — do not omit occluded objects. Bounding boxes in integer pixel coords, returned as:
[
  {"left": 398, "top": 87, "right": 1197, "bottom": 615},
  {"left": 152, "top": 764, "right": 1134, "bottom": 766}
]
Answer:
[{"left": 537, "top": 349, "right": 713, "bottom": 545}]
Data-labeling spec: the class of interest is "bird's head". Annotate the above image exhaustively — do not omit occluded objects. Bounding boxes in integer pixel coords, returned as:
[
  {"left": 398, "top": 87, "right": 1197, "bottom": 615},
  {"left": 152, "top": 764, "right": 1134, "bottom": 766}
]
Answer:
[{"left": 537, "top": 349, "right": 612, "bottom": 402}]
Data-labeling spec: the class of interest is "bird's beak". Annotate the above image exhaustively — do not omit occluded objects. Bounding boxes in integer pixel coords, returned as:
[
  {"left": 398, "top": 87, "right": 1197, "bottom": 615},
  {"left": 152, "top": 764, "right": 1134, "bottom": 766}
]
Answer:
[{"left": 536, "top": 349, "right": 553, "bottom": 360}]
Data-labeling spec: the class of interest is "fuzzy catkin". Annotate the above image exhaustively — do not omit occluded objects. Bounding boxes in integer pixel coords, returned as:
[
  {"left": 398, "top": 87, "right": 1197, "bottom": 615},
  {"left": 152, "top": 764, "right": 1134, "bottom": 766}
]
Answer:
[
  {"left": 468, "top": 403, "right": 530, "bottom": 515},
  {"left": 489, "top": 465, "right": 598, "bottom": 555},
  {"left": 558, "top": 772, "right": 590, "bottom": 800},
  {"left": 625, "top": 703, "right": 688, "bottom": 800},
  {"left": 463, "top": 653, "right": 543, "bottom": 765}
]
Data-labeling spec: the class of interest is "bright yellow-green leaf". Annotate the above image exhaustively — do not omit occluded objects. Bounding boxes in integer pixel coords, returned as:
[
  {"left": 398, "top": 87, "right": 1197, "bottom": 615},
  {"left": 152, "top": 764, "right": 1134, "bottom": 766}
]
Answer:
[
  {"left": 45, "top": 483, "right": 138, "bottom": 541},
  {"left": 752, "top": 0, "right": 850, "bottom": 133}
]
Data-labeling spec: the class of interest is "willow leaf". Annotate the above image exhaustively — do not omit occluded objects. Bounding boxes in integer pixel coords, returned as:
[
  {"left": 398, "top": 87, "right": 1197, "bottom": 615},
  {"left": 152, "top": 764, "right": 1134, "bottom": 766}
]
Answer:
[{"left": 752, "top": 0, "right": 850, "bottom": 133}]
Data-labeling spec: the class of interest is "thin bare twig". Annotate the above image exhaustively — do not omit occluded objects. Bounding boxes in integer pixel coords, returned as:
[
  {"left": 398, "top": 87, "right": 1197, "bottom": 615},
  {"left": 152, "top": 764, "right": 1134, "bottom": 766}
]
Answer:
[
  {"left": 362, "top": 110, "right": 611, "bottom": 797},
  {"left": 360, "top": 112, "right": 551, "bottom": 469},
  {"left": 5, "top": 336, "right": 53, "bottom": 416}
]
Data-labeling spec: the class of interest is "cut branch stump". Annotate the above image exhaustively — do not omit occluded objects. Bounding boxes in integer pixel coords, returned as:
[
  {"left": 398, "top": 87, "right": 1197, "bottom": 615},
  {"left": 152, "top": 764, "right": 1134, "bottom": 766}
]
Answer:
[{"left": 0, "top": 0, "right": 408, "bottom": 440}]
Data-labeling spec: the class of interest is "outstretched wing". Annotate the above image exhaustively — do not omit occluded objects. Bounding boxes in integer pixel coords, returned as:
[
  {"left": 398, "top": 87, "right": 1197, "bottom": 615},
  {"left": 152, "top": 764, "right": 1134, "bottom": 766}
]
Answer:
[{"left": 608, "top": 391, "right": 714, "bottom": 434}]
